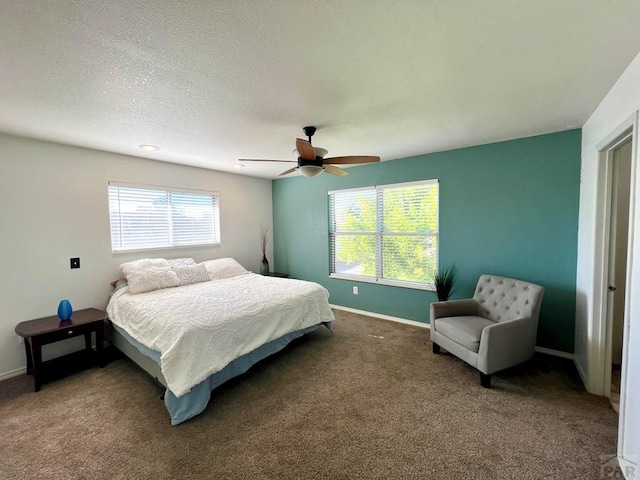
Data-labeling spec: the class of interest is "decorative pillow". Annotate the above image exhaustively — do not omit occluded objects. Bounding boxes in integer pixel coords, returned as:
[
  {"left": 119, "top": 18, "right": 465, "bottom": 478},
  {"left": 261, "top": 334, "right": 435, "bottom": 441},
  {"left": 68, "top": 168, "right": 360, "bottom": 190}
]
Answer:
[
  {"left": 168, "top": 257, "right": 196, "bottom": 269},
  {"left": 120, "top": 258, "right": 180, "bottom": 294},
  {"left": 200, "top": 258, "right": 248, "bottom": 280},
  {"left": 173, "top": 264, "right": 211, "bottom": 286}
]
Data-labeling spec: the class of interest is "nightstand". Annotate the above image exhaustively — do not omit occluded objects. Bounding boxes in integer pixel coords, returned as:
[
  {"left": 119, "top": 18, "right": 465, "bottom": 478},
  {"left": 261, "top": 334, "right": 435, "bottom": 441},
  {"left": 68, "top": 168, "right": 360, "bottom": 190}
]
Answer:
[
  {"left": 265, "top": 272, "right": 290, "bottom": 278},
  {"left": 15, "top": 308, "right": 106, "bottom": 392}
]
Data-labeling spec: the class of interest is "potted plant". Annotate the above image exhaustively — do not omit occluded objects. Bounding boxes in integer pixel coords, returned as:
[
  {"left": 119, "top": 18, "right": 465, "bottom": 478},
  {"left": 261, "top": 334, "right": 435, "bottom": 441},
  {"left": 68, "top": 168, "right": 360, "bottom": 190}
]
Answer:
[{"left": 433, "top": 264, "right": 457, "bottom": 301}]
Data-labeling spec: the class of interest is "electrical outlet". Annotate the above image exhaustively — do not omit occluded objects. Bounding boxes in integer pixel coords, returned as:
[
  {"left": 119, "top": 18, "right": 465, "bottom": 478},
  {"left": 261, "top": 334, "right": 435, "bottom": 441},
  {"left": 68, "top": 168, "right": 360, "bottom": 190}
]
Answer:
[
  {"left": 353, "top": 286, "right": 358, "bottom": 295},
  {"left": 70, "top": 257, "right": 80, "bottom": 269}
]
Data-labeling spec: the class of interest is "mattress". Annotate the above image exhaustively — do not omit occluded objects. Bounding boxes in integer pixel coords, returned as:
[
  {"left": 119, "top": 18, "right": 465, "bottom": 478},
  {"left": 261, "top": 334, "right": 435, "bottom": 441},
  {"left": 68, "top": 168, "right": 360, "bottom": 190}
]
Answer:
[{"left": 106, "top": 273, "right": 335, "bottom": 398}]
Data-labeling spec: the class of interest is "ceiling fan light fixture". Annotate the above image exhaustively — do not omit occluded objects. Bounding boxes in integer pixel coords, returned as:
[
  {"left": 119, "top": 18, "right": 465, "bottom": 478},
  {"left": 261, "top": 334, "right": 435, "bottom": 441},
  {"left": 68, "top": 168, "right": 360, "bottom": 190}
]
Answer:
[
  {"left": 313, "top": 147, "right": 328, "bottom": 158},
  {"left": 298, "top": 165, "right": 324, "bottom": 177},
  {"left": 240, "top": 126, "right": 380, "bottom": 178}
]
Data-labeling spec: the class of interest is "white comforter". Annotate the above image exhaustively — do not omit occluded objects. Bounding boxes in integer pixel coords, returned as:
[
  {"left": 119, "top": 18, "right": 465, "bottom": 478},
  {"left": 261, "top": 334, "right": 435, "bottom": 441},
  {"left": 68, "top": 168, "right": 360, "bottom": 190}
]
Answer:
[{"left": 107, "top": 273, "right": 334, "bottom": 397}]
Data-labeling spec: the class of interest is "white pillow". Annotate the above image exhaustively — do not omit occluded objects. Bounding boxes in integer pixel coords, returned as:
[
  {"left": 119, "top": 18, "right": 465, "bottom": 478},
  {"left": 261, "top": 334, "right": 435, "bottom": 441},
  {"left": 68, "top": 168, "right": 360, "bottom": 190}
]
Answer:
[
  {"left": 168, "top": 258, "right": 196, "bottom": 268},
  {"left": 200, "top": 258, "right": 248, "bottom": 280},
  {"left": 120, "top": 258, "right": 180, "bottom": 294}
]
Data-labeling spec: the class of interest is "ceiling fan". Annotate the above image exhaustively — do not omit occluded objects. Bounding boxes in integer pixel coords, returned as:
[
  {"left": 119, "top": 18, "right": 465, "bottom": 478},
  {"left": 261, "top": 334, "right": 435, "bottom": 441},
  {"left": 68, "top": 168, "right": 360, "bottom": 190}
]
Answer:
[{"left": 239, "top": 126, "right": 381, "bottom": 177}]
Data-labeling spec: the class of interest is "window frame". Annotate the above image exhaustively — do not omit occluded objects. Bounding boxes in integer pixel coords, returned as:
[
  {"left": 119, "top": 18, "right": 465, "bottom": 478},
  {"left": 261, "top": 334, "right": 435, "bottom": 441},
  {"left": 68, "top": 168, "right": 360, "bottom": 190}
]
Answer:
[
  {"left": 328, "top": 179, "right": 439, "bottom": 291},
  {"left": 108, "top": 181, "right": 221, "bottom": 253}
]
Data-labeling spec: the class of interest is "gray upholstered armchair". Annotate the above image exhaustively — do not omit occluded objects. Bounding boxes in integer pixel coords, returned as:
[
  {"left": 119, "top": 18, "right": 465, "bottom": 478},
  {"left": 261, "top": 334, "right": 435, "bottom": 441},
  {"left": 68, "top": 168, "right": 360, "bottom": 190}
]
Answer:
[{"left": 430, "top": 274, "right": 544, "bottom": 387}]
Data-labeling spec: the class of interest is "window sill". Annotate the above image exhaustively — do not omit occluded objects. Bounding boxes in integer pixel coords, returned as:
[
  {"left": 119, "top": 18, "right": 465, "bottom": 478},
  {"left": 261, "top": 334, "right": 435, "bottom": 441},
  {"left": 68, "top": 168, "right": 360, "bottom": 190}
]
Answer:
[
  {"left": 329, "top": 273, "right": 435, "bottom": 291},
  {"left": 112, "top": 242, "right": 221, "bottom": 254}
]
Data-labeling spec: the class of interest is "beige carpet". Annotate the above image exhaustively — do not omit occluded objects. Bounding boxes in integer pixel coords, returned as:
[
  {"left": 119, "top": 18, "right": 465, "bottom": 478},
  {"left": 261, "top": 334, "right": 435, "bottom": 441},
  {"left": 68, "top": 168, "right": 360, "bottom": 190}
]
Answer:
[{"left": 0, "top": 310, "right": 618, "bottom": 479}]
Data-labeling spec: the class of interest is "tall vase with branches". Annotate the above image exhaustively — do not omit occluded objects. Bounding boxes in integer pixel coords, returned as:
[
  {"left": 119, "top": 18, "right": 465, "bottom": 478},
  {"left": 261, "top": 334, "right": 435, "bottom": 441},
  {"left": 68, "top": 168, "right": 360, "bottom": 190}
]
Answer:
[{"left": 260, "top": 226, "right": 270, "bottom": 275}]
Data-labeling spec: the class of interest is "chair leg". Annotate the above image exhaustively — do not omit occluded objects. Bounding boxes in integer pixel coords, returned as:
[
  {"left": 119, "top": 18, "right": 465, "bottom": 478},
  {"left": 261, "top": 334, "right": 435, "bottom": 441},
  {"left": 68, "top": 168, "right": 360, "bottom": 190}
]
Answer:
[
  {"left": 480, "top": 372, "right": 491, "bottom": 388},
  {"left": 432, "top": 343, "right": 441, "bottom": 354}
]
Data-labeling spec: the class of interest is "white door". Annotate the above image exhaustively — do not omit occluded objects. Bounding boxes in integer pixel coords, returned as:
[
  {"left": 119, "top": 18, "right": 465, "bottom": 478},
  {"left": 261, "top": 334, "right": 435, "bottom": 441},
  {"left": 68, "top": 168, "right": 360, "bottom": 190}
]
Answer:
[
  {"left": 604, "top": 140, "right": 632, "bottom": 410},
  {"left": 612, "top": 141, "right": 632, "bottom": 362}
]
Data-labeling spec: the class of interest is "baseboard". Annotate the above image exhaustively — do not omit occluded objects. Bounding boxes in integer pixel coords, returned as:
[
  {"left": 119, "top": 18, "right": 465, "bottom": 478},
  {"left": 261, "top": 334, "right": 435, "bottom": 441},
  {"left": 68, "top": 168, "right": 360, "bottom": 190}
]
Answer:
[
  {"left": 534, "top": 346, "right": 574, "bottom": 360},
  {"left": 330, "top": 304, "right": 576, "bottom": 361},
  {"left": 329, "top": 304, "right": 429, "bottom": 329},
  {"left": 573, "top": 356, "right": 589, "bottom": 389},
  {"left": 617, "top": 456, "right": 636, "bottom": 480},
  {"left": 0, "top": 366, "right": 27, "bottom": 382}
]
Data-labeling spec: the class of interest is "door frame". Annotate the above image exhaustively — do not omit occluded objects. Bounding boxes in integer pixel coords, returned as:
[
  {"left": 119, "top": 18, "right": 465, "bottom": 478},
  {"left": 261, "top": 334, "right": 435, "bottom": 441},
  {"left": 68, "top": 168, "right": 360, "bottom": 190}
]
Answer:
[{"left": 591, "top": 111, "right": 638, "bottom": 460}]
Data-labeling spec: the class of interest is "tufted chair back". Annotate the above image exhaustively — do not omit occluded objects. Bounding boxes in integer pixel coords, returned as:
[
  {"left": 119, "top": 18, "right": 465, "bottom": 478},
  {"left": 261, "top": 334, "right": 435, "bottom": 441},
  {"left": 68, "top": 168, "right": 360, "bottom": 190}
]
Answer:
[{"left": 473, "top": 274, "right": 544, "bottom": 323}]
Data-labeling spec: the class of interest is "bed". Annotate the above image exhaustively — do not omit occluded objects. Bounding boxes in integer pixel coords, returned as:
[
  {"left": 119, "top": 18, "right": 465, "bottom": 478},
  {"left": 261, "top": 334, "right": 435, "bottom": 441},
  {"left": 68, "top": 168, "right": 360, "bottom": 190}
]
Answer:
[{"left": 105, "top": 257, "right": 334, "bottom": 425}]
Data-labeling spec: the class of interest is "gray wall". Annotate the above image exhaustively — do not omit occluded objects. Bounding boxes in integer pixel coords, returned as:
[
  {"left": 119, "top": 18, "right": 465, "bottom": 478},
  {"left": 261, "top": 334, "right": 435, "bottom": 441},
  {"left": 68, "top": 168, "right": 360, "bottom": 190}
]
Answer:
[{"left": 0, "top": 133, "right": 273, "bottom": 377}]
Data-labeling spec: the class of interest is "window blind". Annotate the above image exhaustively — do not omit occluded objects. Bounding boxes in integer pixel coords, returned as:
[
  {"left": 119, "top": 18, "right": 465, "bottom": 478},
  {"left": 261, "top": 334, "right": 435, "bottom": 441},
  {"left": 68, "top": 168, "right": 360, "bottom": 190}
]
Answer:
[
  {"left": 108, "top": 183, "right": 220, "bottom": 251},
  {"left": 329, "top": 180, "right": 439, "bottom": 288}
]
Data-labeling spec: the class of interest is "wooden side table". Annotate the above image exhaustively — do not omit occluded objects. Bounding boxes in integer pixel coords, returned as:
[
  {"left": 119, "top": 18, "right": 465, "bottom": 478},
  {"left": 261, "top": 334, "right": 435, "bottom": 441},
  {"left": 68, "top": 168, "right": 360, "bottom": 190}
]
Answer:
[
  {"left": 15, "top": 308, "right": 106, "bottom": 392},
  {"left": 265, "top": 272, "right": 290, "bottom": 278}
]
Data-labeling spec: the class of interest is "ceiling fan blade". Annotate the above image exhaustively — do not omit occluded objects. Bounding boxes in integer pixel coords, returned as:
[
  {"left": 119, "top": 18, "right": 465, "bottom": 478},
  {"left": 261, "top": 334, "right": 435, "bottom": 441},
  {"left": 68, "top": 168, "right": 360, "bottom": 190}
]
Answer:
[
  {"left": 323, "top": 155, "right": 381, "bottom": 165},
  {"left": 279, "top": 167, "right": 298, "bottom": 176},
  {"left": 296, "top": 138, "right": 316, "bottom": 160},
  {"left": 238, "top": 159, "right": 296, "bottom": 163},
  {"left": 324, "top": 164, "right": 349, "bottom": 176}
]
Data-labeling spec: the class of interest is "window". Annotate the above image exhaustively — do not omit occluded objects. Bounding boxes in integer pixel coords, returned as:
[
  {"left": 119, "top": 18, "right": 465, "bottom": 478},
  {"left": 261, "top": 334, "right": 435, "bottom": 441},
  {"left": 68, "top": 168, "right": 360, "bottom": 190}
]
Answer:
[
  {"left": 329, "top": 180, "right": 439, "bottom": 289},
  {"left": 108, "top": 182, "right": 220, "bottom": 252}
]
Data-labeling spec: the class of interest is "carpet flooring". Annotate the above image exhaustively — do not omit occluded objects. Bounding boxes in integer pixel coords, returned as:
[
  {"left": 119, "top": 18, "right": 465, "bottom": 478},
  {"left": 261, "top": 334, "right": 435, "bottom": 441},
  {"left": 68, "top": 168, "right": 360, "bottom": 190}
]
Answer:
[{"left": 0, "top": 310, "right": 618, "bottom": 479}]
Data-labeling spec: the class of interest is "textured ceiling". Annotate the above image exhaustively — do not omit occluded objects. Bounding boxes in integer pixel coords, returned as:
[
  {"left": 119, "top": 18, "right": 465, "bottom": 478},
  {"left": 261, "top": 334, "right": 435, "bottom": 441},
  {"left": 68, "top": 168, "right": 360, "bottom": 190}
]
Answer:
[{"left": 1, "top": 1, "right": 640, "bottom": 179}]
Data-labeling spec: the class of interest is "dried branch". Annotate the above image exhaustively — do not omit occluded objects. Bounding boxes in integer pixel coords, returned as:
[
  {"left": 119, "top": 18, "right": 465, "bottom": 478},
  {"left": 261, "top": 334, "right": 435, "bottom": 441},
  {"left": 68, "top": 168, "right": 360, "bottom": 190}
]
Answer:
[{"left": 260, "top": 225, "right": 269, "bottom": 256}]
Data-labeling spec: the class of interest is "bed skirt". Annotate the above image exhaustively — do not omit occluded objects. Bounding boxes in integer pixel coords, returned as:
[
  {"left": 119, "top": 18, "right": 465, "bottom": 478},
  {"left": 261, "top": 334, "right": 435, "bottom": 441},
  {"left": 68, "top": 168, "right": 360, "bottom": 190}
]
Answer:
[{"left": 108, "top": 321, "right": 333, "bottom": 425}]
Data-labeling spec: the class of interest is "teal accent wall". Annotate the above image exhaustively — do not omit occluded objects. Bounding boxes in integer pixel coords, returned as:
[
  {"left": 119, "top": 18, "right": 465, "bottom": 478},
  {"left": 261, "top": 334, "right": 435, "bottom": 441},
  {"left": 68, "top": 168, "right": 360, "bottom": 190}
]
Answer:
[{"left": 272, "top": 130, "right": 581, "bottom": 353}]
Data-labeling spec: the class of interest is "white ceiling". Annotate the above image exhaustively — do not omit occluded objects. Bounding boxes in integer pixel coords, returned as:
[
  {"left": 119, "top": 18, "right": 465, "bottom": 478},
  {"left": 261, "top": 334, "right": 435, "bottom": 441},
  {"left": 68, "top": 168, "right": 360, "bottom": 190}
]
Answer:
[{"left": 1, "top": 1, "right": 640, "bottom": 179}]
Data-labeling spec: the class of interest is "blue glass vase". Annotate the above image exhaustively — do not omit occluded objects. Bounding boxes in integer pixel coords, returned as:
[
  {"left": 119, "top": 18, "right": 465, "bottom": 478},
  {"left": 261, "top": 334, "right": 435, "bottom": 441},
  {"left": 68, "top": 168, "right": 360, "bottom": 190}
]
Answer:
[{"left": 57, "top": 299, "right": 73, "bottom": 321}]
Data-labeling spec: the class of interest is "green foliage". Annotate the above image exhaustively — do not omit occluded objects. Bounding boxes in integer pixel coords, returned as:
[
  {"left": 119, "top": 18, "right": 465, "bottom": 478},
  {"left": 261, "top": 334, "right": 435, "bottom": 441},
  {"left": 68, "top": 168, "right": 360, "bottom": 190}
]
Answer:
[
  {"left": 335, "top": 191, "right": 377, "bottom": 275},
  {"left": 433, "top": 264, "right": 457, "bottom": 301},
  {"left": 333, "top": 184, "right": 438, "bottom": 283}
]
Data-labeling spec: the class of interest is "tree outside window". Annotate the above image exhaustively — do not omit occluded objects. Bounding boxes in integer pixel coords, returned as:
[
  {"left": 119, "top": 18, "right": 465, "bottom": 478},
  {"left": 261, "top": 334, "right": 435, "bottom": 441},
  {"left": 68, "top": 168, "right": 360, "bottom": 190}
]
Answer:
[{"left": 329, "top": 180, "right": 439, "bottom": 288}]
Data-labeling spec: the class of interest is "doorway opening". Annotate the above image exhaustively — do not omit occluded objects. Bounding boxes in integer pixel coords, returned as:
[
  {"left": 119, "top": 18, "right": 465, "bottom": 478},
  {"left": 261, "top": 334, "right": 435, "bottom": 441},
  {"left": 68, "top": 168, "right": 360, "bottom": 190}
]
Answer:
[{"left": 605, "top": 138, "right": 632, "bottom": 413}]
